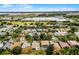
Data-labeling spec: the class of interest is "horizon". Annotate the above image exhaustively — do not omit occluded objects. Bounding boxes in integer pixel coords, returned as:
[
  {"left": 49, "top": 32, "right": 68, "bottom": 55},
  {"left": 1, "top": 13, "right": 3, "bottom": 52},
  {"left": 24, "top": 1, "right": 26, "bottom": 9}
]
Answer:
[{"left": 0, "top": 4, "right": 79, "bottom": 12}]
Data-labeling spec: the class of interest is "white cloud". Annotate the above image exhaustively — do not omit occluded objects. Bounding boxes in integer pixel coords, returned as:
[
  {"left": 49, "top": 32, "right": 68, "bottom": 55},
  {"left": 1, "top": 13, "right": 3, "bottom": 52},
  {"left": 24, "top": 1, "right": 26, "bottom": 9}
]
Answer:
[
  {"left": 35, "top": 7, "right": 79, "bottom": 11},
  {"left": 1, "top": 4, "right": 12, "bottom": 8},
  {"left": 19, "top": 4, "right": 32, "bottom": 9},
  {"left": 0, "top": 5, "right": 79, "bottom": 12}
]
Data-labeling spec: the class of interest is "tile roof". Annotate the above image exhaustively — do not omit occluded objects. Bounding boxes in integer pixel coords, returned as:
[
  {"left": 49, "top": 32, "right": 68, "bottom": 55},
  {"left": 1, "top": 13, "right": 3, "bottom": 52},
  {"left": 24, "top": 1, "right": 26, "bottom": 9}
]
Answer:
[
  {"left": 41, "top": 40, "right": 49, "bottom": 46},
  {"left": 58, "top": 41, "right": 70, "bottom": 48},
  {"left": 53, "top": 43, "right": 61, "bottom": 52},
  {"left": 67, "top": 40, "right": 79, "bottom": 47},
  {"left": 11, "top": 42, "right": 22, "bottom": 49}
]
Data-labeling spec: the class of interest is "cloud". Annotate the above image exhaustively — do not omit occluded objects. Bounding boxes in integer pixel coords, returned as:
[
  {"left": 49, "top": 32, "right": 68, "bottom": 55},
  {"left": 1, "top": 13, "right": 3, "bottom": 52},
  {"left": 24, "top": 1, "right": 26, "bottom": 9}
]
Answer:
[
  {"left": 0, "top": 4, "right": 79, "bottom": 12},
  {"left": 37, "top": 7, "right": 79, "bottom": 11},
  {"left": 19, "top": 4, "right": 32, "bottom": 9},
  {"left": 1, "top": 4, "right": 12, "bottom": 8}
]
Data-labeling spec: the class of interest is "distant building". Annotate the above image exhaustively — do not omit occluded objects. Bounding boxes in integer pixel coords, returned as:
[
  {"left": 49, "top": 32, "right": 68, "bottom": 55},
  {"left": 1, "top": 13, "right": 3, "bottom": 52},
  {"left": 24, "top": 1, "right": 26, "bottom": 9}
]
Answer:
[
  {"left": 67, "top": 40, "right": 79, "bottom": 47},
  {"left": 54, "top": 32, "right": 67, "bottom": 36},
  {"left": 21, "top": 41, "right": 31, "bottom": 54},
  {"left": 40, "top": 40, "right": 49, "bottom": 50},
  {"left": 53, "top": 43, "right": 61, "bottom": 53},
  {"left": 3, "top": 42, "right": 12, "bottom": 50},
  {"left": 21, "top": 41, "right": 30, "bottom": 48},
  {"left": 11, "top": 42, "right": 22, "bottom": 50},
  {"left": 58, "top": 41, "right": 70, "bottom": 48},
  {"left": 32, "top": 41, "right": 40, "bottom": 50}
]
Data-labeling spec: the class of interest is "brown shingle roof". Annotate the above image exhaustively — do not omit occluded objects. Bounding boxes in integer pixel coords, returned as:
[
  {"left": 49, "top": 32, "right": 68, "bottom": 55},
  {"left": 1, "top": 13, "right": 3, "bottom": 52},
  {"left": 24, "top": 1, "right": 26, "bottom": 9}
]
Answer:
[
  {"left": 53, "top": 43, "right": 61, "bottom": 52},
  {"left": 40, "top": 40, "right": 49, "bottom": 46},
  {"left": 11, "top": 42, "right": 22, "bottom": 49}
]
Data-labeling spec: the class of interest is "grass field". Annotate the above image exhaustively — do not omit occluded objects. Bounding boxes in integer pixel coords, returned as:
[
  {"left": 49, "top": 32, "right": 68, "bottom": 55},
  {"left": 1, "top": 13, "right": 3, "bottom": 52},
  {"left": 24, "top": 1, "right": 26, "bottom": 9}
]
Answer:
[{"left": 0, "top": 21, "right": 48, "bottom": 26}]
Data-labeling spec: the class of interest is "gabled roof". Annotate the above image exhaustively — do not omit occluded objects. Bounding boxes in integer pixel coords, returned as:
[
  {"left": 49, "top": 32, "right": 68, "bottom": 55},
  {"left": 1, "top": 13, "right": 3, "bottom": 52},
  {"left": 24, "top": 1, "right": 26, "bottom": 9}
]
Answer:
[
  {"left": 58, "top": 41, "right": 70, "bottom": 48},
  {"left": 32, "top": 41, "right": 40, "bottom": 48},
  {"left": 22, "top": 41, "right": 30, "bottom": 48},
  {"left": 3, "top": 42, "right": 12, "bottom": 49},
  {"left": 11, "top": 42, "right": 22, "bottom": 49},
  {"left": 53, "top": 43, "right": 61, "bottom": 52},
  {"left": 67, "top": 40, "right": 79, "bottom": 47}
]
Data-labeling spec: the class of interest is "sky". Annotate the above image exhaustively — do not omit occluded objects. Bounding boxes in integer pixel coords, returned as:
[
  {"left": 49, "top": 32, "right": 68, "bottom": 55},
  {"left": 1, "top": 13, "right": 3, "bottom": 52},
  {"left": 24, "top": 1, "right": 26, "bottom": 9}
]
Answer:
[{"left": 0, "top": 4, "right": 79, "bottom": 11}]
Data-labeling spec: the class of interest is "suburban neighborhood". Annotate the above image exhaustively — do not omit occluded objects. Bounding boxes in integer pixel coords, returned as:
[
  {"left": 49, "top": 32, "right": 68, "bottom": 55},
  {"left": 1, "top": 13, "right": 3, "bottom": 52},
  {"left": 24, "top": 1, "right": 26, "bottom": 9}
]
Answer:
[{"left": 0, "top": 11, "right": 79, "bottom": 55}]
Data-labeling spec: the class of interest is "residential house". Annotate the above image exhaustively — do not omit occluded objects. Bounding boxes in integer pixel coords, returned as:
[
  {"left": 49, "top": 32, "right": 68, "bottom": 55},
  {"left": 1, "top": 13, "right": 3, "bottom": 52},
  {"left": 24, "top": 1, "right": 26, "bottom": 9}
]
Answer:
[
  {"left": 3, "top": 41, "right": 12, "bottom": 50},
  {"left": 21, "top": 41, "right": 31, "bottom": 54},
  {"left": 58, "top": 41, "right": 70, "bottom": 48},
  {"left": 40, "top": 40, "right": 49, "bottom": 50},
  {"left": 54, "top": 32, "right": 68, "bottom": 36},
  {"left": 21, "top": 41, "right": 30, "bottom": 48},
  {"left": 53, "top": 43, "right": 61, "bottom": 53},
  {"left": 11, "top": 42, "right": 22, "bottom": 50},
  {"left": 32, "top": 41, "right": 40, "bottom": 50},
  {"left": 67, "top": 40, "right": 79, "bottom": 47}
]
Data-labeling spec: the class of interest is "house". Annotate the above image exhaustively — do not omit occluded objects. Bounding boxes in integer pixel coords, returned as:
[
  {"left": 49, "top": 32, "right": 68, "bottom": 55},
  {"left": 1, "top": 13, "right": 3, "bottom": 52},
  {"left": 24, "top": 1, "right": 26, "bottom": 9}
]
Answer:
[
  {"left": 58, "top": 41, "right": 70, "bottom": 48},
  {"left": 11, "top": 42, "right": 22, "bottom": 50},
  {"left": 21, "top": 41, "right": 31, "bottom": 54},
  {"left": 54, "top": 32, "right": 67, "bottom": 36},
  {"left": 67, "top": 40, "right": 79, "bottom": 47},
  {"left": 21, "top": 41, "right": 30, "bottom": 48},
  {"left": 53, "top": 43, "right": 61, "bottom": 53},
  {"left": 40, "top": 40, "right": 49, "bottom": 50},
  {"left": 3, "top": 41, "right": 12, "bottom": 50},
  {"left": 32, "top": 41, "right": 40, "bottom": 50}
]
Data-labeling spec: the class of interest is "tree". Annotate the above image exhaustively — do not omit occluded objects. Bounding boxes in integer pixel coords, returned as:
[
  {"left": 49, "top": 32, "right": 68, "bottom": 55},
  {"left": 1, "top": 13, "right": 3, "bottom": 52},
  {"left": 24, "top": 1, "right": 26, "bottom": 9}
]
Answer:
[
  {"left": 31, "top": 50, "right": 46, "bottom": 55},
  {"left": 57, "top": 36, "right": 68, "bottom": 42},
  {"left": 11, "top": 46, "right": 22, "bottom": 55},
  {"left": 12, "top": 33, "right": 18, "bottom": 39},
  {"left": 69, "top": 45, "right": 79, "bottom": 55},
  {"left": 25, "top": 34, "right": 32, "bottom": 42},
  {"left": 69, "top": 27, "right": 78, "bottom": 33},
  {"left": 0, "top": 48, "right": 4, "bottom": 54},
  {"left": 60, "top": 47, "right": 70, "bottom": 55},
  {"left": 33, "top": 33, "right": 39, "bottom": 41},
  {"left": 46, "top": 45, "right": 54, "bottom": 55},
  {"left": 40, "top": 33, "right": 47, "bottom": 40}
]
